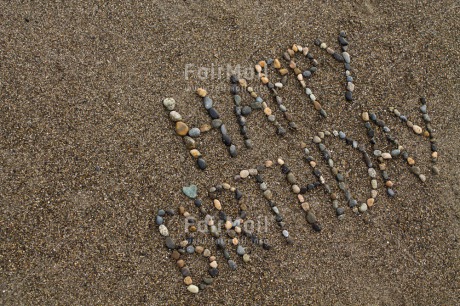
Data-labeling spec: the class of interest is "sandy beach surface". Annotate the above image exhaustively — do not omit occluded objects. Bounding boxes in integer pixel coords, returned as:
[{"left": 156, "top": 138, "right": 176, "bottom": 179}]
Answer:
[{"left": 1, "top": 1, "right": 459, "bottom": 305}]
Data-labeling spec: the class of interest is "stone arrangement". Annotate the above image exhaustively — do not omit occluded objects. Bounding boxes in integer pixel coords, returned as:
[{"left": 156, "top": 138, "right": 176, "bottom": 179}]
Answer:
[{"left": 160, "top": 32, "right": 439, "bottom": 293}]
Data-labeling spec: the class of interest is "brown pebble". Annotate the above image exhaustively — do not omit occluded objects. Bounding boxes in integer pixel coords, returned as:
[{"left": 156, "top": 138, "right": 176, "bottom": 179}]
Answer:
[
  {"left": 214, "top": 199, "right": 222, "bottom": 210},
  {"left": 423, "top": 131, "right": 430, "bottom": 137},
  {"left": 273, "top": 59, "right": 281, "bottom": 69},
  {"left": 189, "top": 225, "right": 197, "bottom": 232},
  {"left": 313, "top": 101, "right": 322, "bottom": 110},
  {"left": 239, "top": 79, "right": 247, "bottom": 87},
  {"left": 279, "top": 68, "right": 288, "bottom": 75},
  {"left": 367, "top": 198, "right": 375, "bottom": 207},
  {"left": 407, "top": 157, "right": 415, "bottom": 165},
  {"left": 209, "top": 256, "right": 216, "bottom": 262},
  {"left": 200, "top": 124, "right": 212, "bottom": 133},
  {"left": 184, "top": 276, "right": 192, "bottom": 285},
  {"left": 264, "top": 108, "right": 272, "bottom": 116},
  {"left": 196, "top": 88, "right": 207, "bottom": 97},
  {"left": 195, "top": 246, "right": 204, "bottom": 254},
  {"left": 258, "top": 60, "right": 266, "bottom": 68},
  {"left": 289, "top": 61, "right": 296, "bottom": 69},
  {"left": 177, "top": 259, "right": 185, "bottom": 268},
  {"left": 261, "top": 76, "right": 269, "bottom": 84},
  {"left": 179, "top": 206, "right": 185, "bottom": 215},
  {"left": 385, "top": 181, "right": 394, "bottom": 187},
  {"left": 171, "top": 250, "right": 180, "bottom": 260},
  {"left": 265, "top": 160, "right": 273, "bottom": 167},
  {"left": 175, "top": 121, "right": 189, "bottom": 136},
  {"left": 190, "top": 149, "right": 201, "bottom": 158}
]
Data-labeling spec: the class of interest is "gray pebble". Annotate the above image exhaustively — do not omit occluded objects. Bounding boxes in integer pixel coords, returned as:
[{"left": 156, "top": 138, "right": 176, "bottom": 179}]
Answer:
[
  {"left": 342, "top": 52, "right": 350, "bottom": 63},
  {"left": 242, "top": 106, "right": 252, "bottom": 116},
  {"left": 186, "top": 245, "right": 195, "bottom": 254},
  {"left": 234, "top": 95, "right": 241, "bottom": 105},
  {"left": 203, "top": 97, "right": 213, "bottom": 109},
  {"left": 211, "top": 119, "right": 223, "bottom": 128},
  {"left": 368, "top": 168, "right": 377, "bottom": 178},
  {"left": 339, "top": 131, "right": 346, "bottom": 139},
  {"left": 373, "top": 150, "right": 382, "bottom": 157},
  {"left": 390, "top": 149, "right": 400, "bottom": 157},
  {"left": 188, "top": 128, "right": 201, "bottom": 138},
  {"left": 387, "top": 189, "right": 395, "bottom": 197},
  {"left": 165, "top": 237, "right": 176, "bottom": 249},
  {"left": 228, "top": 260, "right": 237, "bottom": 270},
  {"left": 236, "top": 245, "right": 245, "bottom": 256},
  {"left": 156, "top": 215, "right": 164, "bottom": 225},
  {"left": 420, "top": 104, "right": 427, "bottom": 114},
  {"left": 336, "top": 207, "right": 345, "bottom": 215},
  {"left": 306, "top": 211, "right": 317, "bottom": 224}
]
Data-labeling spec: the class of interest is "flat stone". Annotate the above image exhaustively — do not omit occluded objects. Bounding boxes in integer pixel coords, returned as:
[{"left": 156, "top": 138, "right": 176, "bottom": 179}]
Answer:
[
  {"left": 359, "top": 203, "right": 368, "bottom": 213},
  {"left": 163, "top": 98, "right": 176, "bottom": 110},
  {"left": 413, "top": 125, "right": 423, "bottom": 134},
  {"left": 236, "top": 245, "right": 245, "bottom": 255},
  {"left": 187, "top": 285, "right": 199, "bottom": 294},
  {"left": 342, "top": 52, "right": 350, "bottom": 63},
  {"left": 169, "top": 111, "right": 182, "bottom": 122},
  {"left": 175, "top": 122, "right": 189, "bottom": 136},
  {"left": 182, "top": 185, "right": 198, "bottom": 199},
  {"left": 159, "top": 224, "right": 169, "bottom": 236},
  {"left": 306, "top": 211, "right": 317, "bottom": 224},
  {"left": 188, "top": 127, "right": 201, "bottom": 138},
  {"left": 165, "top": 237, "right": 175, "bottom": 249},
  {"left": 203, "top": 96, "right": 213, "bottom": 109}
]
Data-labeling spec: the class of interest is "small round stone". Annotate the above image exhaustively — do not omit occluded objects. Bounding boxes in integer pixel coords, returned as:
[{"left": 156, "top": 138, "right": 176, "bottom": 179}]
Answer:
[
  {"left": 187, "top": 285, "right": 199, "bottom": 294},
  {"left": 155, "top": 215, "right": 164, "bottom": 225},
  {"left": 196, "top": 88, "right": 207, "bottom": 97},
  {"left": 368, "top": 168, "right": 377, "bottom": 178},
  {"left": 184, "top": 276, "right": 193, "bottom": 285},
  {"left": 188, "top": 127, "right": 201, "bottom": 138},
  {"left": 240, "top": 169, "right": 249, "bottom": 178},
  {"left": 236, "top": 245, "right": 245, "bottom": 255},
  {"left": 203, "top": 96, "right": 213, "bottom": 109},
  {"left": 175, "top": 122, "right": 189, "bottom": 136},
  {"left": 228, "top": 260, "right": 237, "bottom": 270},
  {"left": 169, "top": 111, "right": 182, "bottom": 122},
  {"left": 186, "top": 245, "right": 195, "bottom": 254},
  {"left": 163, "top": 98, "right": 176, "bottom": 110},
  {"left": 165, "top": 237, "right": 175, "bottom": 249},
  {"left": 359, "top": 203, "right": 368, "bottom": 212},
  {"left": 412, "top": 125, "right": 423, "bottom": 134},
  {"left": 313, "top": 136, "right": 321, "bottom": 143}
]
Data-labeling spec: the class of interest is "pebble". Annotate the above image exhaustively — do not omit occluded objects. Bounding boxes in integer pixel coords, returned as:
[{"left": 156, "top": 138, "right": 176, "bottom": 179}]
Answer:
[
  {"left": 165, "top": 237, "right": 175, "bottom": 249},
  {"left": 391, "top": 149, "right": 401, "bottom": 157},
  {"left": 236, "top": 245, "right": 245, "bottom": 255},
  {"left": 368, "top": 168, "right": 377, "bottom": 178},
  {"left": 197, "top": 158, "right": 207, "bottom": 170},
  {"left": 413, "top": 125, "right": 423, "bottom": 134},
  {"left": 159, "top": 224, "right": 169, "bottom": 236},
  {"left": 313, "top": 136, "right": 322, "bottom": 143},
  {"left": 240, "top": 169, "right": 249, "bottom": 178},
  {"left": 188, "top": 127, "right": 201, "bottom": 138},
  {"left": 187, "top": 285, "right": 199, "bottom": 294},
  {"left": 169, "top": 111, "right": 182, "bottom": 122},
  {"left": 203, "top": 249, "right": 211, "bottom": 257},
  {"left": 182, "top": 185, "right": 198, "bottom": 199},
  {"left": 242, "top": 106, "right": 252, "bottom": 116},
  {"left": 381, "top": 153, "right": 392, "bottom": 159},
  {"left": 203, "top": 97, "right": 213, "bottom": 109},
  {"left": 196, "top": 88, "right": 207, "bottom": 97},
  {"left": 155, "top": 216, "right": 164, "bottom": 225},
  {"left": 186, "top": 245, "right": 195, "bottom": 254},
  {"left": 306, "top": 211, "right": 317, "bottom": 224},
  {"left": 387, "top": 189, "right": 395, "bottom": 197},
  {"left": 228, "top": 260, "right": 237, "bottom": 270},
  {"left": 342, "top": 52, "right": 350, "bottom": 63},
  {"left": 359, "top": 203, "right": 368, "bottom": 213},
  {"left": 282, "top": 230, "right": 289, "bottom": 238},
  {"left": 163, "top": 98, "right": 176, "bottom": 110},
  {"left": 362, "top": 112, "right": 369, "bottom": 121},
  {"left": 243, "top": 254, "right": 251, "bottom": 263},
  {"left": 175, "top": 122, "right": 189, "bottom": 136}
]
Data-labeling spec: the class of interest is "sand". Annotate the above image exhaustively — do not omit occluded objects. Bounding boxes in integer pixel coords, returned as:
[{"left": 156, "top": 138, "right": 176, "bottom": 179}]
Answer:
[{"left": 1, "top": 1, "right": 459, "bottom": 305}]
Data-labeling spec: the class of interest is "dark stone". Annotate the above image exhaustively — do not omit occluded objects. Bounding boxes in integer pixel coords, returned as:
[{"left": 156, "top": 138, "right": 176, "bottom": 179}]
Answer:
[
  {"left": 333, "top": 52, "right": 344, "bottom": 62},
  {"left": 312, "top": 223, "right": 322, "bottom": 232},
  {"left": 314, "top": 168, "right": 322, "bottom": 177},
  {"left": 208, "top": 107, "right": 220, "bottom": 119},
  {"left": 302, "top": 70, "right": 312, "bottom": 78},
  {"left": 336, "top": 207, "right": 345, "bottom": 215},
  {"left": 181, "top": 267, "right": 191, "bottom": 277},
  {"left": 344, "top": 63, "right": 351, "bottom": 70},
  {"left": 281, "top": 165, "right": 290, "bottom": 174},
  {"left": 208, "top": 268, "right": 219, "bottom": 277},
  {"left": 300, "top": 187, "right": 308, "bottom": 194},
  {"left": 165, "top": 237, "right": 176, "bottom": 250},
  {"left": 345, "top": 91, "right": 353, "bottom": 101},
  {"left": 230, "top": 75, "right": 238, "bottom": 84},
  {"left": 241, "top": 106, "right": 252, "bottom": 116},
  {"left": 197, "top": 158, "right": 207, "bottom": 170},
  {"left": 338, "top": 36, "right": 349, "bottom": 46},
  {"left": 314, "top": 39, "right": 322, "bottom": 46},
  {"left": 222, "top": 134, "right": 232, "bottom": 146}
]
